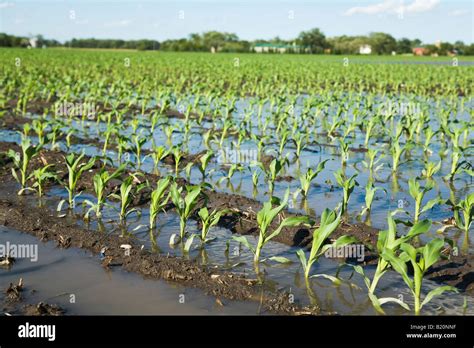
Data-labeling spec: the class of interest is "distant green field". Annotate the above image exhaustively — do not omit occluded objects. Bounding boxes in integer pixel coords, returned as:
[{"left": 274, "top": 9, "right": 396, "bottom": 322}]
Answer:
[{"left": 1, "top": 48, "right": 472, "bottom": 98}]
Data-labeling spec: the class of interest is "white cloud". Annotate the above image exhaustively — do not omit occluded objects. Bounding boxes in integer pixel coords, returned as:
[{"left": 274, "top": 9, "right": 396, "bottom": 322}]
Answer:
[
  {"left": 344, "top": 0, "right": 440, "bottom": 16},
  {"left": 448, "top": 9, "right": 469, "bottom": 17},
  {"left": 0, "top": 2, "right": 15, "bottom": 9},
  {"left": 404, "top": 0, "right": 440, "bottom": 13},
  {"left": 103, "top": 19, "right": 132, "bottom": 27}
]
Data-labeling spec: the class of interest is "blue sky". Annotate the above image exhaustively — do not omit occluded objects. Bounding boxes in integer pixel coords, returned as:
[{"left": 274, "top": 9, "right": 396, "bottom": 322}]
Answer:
[{"left": 0, "top": 0, "right": 472, "bottom": 43}]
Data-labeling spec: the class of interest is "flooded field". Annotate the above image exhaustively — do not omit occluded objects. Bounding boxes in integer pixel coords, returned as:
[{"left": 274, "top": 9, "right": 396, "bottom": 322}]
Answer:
[
  {"left": 0, "top": 50, "right": 472, "bottom": 316},
  {"left": 0, "top": 226, "right": 260, "bottom": 315}
]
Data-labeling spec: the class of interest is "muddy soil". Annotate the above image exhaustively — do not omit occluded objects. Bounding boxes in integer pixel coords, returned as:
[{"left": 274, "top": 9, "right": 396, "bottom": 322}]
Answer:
[{"left": 2, "top": 278, "right": 66, "bottom": 316}]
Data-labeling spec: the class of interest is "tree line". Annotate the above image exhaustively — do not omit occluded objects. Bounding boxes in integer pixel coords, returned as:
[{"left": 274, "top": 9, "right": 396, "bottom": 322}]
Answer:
[{"left": 1, "top": 29, "right": 473, "bottom": 55}]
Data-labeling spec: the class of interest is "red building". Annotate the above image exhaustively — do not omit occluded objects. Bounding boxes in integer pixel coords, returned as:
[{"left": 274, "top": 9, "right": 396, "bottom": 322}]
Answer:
[{"left": 412, "top": 47, "right": 427, "bottom": 56}]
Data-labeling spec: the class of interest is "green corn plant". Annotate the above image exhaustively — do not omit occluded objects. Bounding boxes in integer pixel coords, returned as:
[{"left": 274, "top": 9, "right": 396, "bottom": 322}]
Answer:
[
  {"left": 184, "top": 162, "right": 193, "bottom": 181},
  {"left": 130, "top": 133, "right": 147, "bottom": 169},
  {"left": 101, "top": 124, "right": 116, "bottom": 156},
  {"left": 31, "top": 119, "right": 47, "bottom": 146},
  {"left": 170, "top": 183, "right": 202, "bottom": 239},
  {"left": 447, "top": 192, "right": 474, "bottom": 233},
  {"left": 382, "top": 239, "right": 458, "bottom": 315},
  {"left": 389, "top": 123, "right": 407, "bottom": 173},
  {"left": 22, "top": 123, "right": 31, "bottom": 137},
  {"left": 197, "top": 150, "right": 214, "bottom": 180},
  {"left": 278, "top": 129, "right": 290, "bottom": 157},
  {"left": 233, "top": 190, "right": 310, "bottom": 265},
  {"left": 296, "top": 207, "right": 356, "bottom": 280},
  {"left": 149, "top": 177, "right": 171, "bottom": 230},
  {"left": 390, "top": 141, "right": 405, "bottom": 173},
  {"left": 202, "top": 129, "right": 213, "bottom": 149},
  {"left": 422, "top": 161, "right": 441, "bottom": 179},
  {"left": 219, "top": 119, "right": 234, "bottom": 148},
  {"left": 364, "top": 116, "right": 377, "bottom": 146},
  {"left": 292, "top": 132, "right": 306, "bottom": 158},
  {"left": 84, "top": 165, "right": 125, "bottom": 219},
  {"left": 353, "top": 216, "right": 431, "bottom": 314},
  {"left": 447, "top": 145, "right": 467, "bottom": 181},
  {"left": 60, "top": 153, "right": 95, "bottom": 209},
  {"left": 151, "top": 144, "right": 169, "bottom": 175},
  {"left": 362, "top": 148, "right": 384, "bottom": 175},
  {"left": 197, "top": 207, "right": 228, "bottom": 244},
  {"left": 299, "top": 160, "right": 329, "bottom": 197},
  {"left": 360, "top": 180, "right": 385, "bottom": 217},
  {"left": 422, "top": 127, "right": 437, "bottom": 154},
  {"left": 109, "top": 175, "right": 142, "bottom": 223},
  {"left": 130, "top": 118, "right": 140, "bottom": 135},
  {"left": 339, "top": 138, "right": 350, "bottom": 166},
  {"left": 371, "top": 217, "right": 431, "bottom": 295},
  {"left": 252, "top": 169, "right": 260, "bottom": 187},
  {"left": 334, "top": 169, "right": 358, "bottom": 215},
  {"left": 150, "top": 111, "right": 161, "bottom": 133},
  {"left": 46, "top": 122, "right": 62, "bottom": 151},
  {"left": 31, "top": 164, "right": 56, "bottom": 198},
  {"left": 408, "top": 178, "right": 442, "bottom": 224},
  {"left": 65, "top": 128, "right": 77, "bottom": 150},
  {"left": 171, "top": 146, "right": 183, "bottom": 176},
  {"left": 7, "top": 137, "right": 42, "bottom": 195},
  {"left": 259, "top": 157, "right": 288, "bottom": 196},
  {"left": 218, "top": 163, "right": 244, "bottom": 184}
]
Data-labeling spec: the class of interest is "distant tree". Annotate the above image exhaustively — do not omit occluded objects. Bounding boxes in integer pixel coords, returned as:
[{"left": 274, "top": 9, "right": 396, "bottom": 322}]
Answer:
[
  {"left": 328, "top": 35, "right": 368, "bottom": 54},
  {"left": 438, "top": 42, "right": 454, "bottom": 55},
  {"left": 369, "top": 32, "right": 397, "bottom": 54},
  {"left": 463, "top": 44, "right": 474, "bottom": 55},
  {"left": 297, "top": 28, "right": 327, "bottom": 53},
  {"left": 423, "top": 44, "right": 439, "bottom": 55},
  {"left": 411, "top": 38, "right": 423, "bottom": 47},
  {"left": 202, "top": 31, "right": 228, "bottom": 52},
  {"left": 396, "top": 37, "right": 413, "bottom": 54}
]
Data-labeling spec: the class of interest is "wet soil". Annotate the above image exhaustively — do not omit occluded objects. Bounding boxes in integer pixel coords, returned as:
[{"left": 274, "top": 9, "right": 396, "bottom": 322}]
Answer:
[{"left": 2, "top": 278, "right": 66, "bottom": 316}]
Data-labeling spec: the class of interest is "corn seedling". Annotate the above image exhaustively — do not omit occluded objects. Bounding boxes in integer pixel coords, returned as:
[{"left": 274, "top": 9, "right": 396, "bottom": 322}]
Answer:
[
  {"left": 296, "top": 207, "right": 356, "bottom": 280},
  {"left": 360, "top": 180, "right": 385, "bottom": 217},
  {"left": 109, "top": 175, "right": 143, "bottom": 223},
  {"left": 259, "top": 157, "right": 288, "bottom": 196},
  {"left": 197, "top": 150, "right": 214, "bottom": 180},
  {"left": 31, "top": 164, "right": 56, "bottom": 198},
  {"left": 170, "top": 146, "right": 183, "bottom": 176},
  {"left": 339, "top": 138, "right": 350, "bottom": 166},
  {"left": 197, "top": 207, "right": 228, "bottom": 244},
  {"left": 59, "top": 153, "right": 96, "bottom": 210},
  {"left": 130, "top": 132, "right": 147, "bottom": 169},
  {"left": 170, "top": 183, "right": 202, "bottom": 239},
  {"left": 408, "top": 177, "right": 442, "bottom": 224},
  {"left": 353, "top": 216, "right": 431, "bottom": 314},
  {"left": 382, "top": 238, "right": 458, "bottom": 315},
  {"left": 447, "top": 192, "right": 474, "bottom": 233},
  {"left": 7, "top": 136, "right": 42, "bottom": 195},
  {"left": 149, "top": 177, "right": 171, "bottom": 230},
  {"left": 421, "top": 161, "right": 441, "bottom": 179},
  {"left": 31, "top": 119, "right": 47, "bottom": 146},
  {"left": 362, "top": 148, "right": 384, "bottom": 176},
  {"left": 83, "top": 165, "right": 125, "bottom": 219},
  {"left": 334, "top": 169, "right": 358, "bottom": 215},
  {"left": 299, "top": 159, "right": 329, "bottom": 197},
  {"left": 233, "top": 190, "right": 311, "bottom": 265}
]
